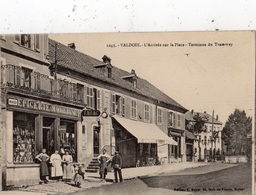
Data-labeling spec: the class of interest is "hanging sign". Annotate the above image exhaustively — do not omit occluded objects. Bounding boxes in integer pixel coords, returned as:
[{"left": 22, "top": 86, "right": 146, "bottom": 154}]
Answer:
[{"left": 81, "top": 109, "right": 100, "bottom": 117}]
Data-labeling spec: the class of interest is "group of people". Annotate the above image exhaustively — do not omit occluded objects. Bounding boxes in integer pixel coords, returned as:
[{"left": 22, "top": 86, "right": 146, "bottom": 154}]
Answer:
[
  {"left": 35, "top": 148, "right": 84, "bottom": 187},
  {"left": 97, "top": 149, "right": 123, "bottom": 183},
  {"left": 35, "top": 148, "right": 123, "bottom": 187}
]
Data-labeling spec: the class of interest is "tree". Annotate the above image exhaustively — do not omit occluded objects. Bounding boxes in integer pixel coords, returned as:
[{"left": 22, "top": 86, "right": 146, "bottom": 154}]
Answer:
[
  {"left": 222, "top": 109, "right": 252, "bottom": 155},
  {"left": 186, "top": 113, "right": 209, "bottom": 134}
]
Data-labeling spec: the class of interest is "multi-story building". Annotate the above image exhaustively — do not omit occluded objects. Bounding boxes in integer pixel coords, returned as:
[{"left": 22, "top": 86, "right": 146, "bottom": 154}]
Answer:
[
  {"left": 0, "top": 34, "right": 188, "bottom": 187},
  {"left": 185, "top": 110, "right": 223, "bottom": 162}
]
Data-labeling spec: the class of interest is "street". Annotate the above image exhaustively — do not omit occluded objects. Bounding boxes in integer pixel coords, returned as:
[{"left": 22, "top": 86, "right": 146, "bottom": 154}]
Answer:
[{"left": 71, "top": 163, "right": 252, "bottom": 195}]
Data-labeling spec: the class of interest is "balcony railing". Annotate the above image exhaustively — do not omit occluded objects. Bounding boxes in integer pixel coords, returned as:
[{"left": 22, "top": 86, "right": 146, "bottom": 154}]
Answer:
[{"left": 1, "top": 64, "right": 85, "bottom": 105}]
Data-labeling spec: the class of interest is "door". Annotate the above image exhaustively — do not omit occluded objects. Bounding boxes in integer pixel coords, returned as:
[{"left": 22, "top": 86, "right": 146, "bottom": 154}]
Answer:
[
  {"left": 93, "top": 126, "right": 100, "bottom": 156},
  {"left": 42, "top": 117, "right": 55, "bottom": 155}
]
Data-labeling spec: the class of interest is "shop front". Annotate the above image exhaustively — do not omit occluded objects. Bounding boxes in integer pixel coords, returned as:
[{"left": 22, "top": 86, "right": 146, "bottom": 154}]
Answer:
[
  {"left": 168, "top": 128, "right": 185, "bottom": 162},
  {"left": 4, "top": 95, "right": 81, "bottom": 186},
  {"left": 185, "top": 130, "right": 197, "bottom": 162},
  {"left": 112, "top": 116, "right": 177, "bottom": 168}
]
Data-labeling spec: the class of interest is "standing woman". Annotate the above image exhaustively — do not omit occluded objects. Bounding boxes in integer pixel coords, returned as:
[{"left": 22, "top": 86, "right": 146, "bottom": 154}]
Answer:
[
  {"left": 62, "top": 150, "right": 73, "bottom": 181},
  {"left": 97, "top": 149, "right": 111, "bottom": 179},
  {"left": 36, "top": 148, "right": 49, "bottom": 183},
  {"left": 50, "top": 150, "right": 63, "bottom": 180}
]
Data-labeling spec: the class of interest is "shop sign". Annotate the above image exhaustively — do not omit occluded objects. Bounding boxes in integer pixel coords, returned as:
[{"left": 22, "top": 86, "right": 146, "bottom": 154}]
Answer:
[
  {"left": 7, "top": 97, "right": 80, "bottom": 117},
  {"left": 8, "top": 98, "right": 18, "bottom": 106},
  {"left": 81, "top": 109, "right": 100, "bottom": 117}
]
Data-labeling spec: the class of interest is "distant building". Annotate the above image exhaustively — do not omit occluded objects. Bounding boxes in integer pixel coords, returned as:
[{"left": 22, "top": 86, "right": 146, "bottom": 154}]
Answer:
[
  {"left": 0, "top": 34, "right": 188, "bottom": 187},
  {"left": 185, "top": 110, "right": 223, "bottom": 161}
]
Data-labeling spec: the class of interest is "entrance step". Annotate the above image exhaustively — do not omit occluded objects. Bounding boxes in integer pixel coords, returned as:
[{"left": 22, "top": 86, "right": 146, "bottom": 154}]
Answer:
[{"left": 85, "top": 157, "right": 100, "bottom": 173}]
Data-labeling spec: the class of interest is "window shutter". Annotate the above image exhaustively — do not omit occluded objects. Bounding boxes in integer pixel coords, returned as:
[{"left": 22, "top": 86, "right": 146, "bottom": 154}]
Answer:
[
  {"left": 111, "top": 94, "right": 116, "bottom": 114},
  {"left": 97, "top": 89, "right": 101, "bottom": 110},
  {"left": 122, "top": 97, "right": 125, "bottom": 115},
  {"left": 173, "top": 113, "right": 176, "bottom": 127}
]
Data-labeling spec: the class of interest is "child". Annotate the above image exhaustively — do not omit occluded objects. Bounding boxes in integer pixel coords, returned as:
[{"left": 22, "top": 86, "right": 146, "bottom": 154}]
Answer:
[{"left": 73, "top": 165, "right": 85, "bottom": 188}]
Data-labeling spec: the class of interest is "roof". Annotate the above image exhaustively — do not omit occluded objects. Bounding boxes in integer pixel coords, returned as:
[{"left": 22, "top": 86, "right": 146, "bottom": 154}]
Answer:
[
  {"left": 112, "top": 116, "right": 177, "bottom": 145},
  {"left": 185, "top": 111, "right": 222, "bottom": 125},
  {"left": 48, "top": 39, "right": 188, "bottom": 113}
]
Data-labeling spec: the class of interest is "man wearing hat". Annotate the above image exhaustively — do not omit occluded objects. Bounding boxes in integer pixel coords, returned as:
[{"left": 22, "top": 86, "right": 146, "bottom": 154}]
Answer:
[{"left": 111, "top": 151, "right": 123, "bottom": 183}]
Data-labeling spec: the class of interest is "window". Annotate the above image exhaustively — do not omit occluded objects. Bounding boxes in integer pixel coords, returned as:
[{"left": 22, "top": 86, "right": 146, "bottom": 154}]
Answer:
[
  {"left": 87, "top": 87, "right": 94, "bottom": 108},
  {"left": 131, "top": 99, "right": 137, "bottom": 118},
  {"left": 157, "top": 108, "right": 162, "bottom": 124},
  {"left": 168, "top": 112, "right": 173, "bottom": 126},
  {"left": 21, "top": 67, "right": 32, "bottom": 88},
  {"left": 86, "top": 87, "right": 100, "bottom": 109},
  {"left": 77, "top": 84, "right": 84, "bottom": 103},
  {"left": 14, "top": 34, "right": 40, "bottom": 51},
  {"left": 13, "top": 112, "right": 36, "bottom": 163},
  {"left": 72, "top": 83, "right": 77, "bottom": 101},
  {"left": 133, "top": 79, "right": 137, "bottom": 88},
  {"left": 21, "top": 34, "right": 32, "bottom": 49},
  {"left": 177, "top": 114, "right": 181, "bottom": 127},
  {"left": 111, "top": 94, "right": 125, "bottom": 115},
  {"left": 144, "top": 104, "right": 150, "bottom": 121},
  {"left": 107, "top": 67, "right": 112, "bottom": 78}
]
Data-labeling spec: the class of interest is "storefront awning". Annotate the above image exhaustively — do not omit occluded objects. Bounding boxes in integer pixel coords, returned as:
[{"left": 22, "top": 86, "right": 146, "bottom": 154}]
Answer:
[
  {"left": 185, "top": 130, "right": 197, "bottom": 140},
  {"left": 112, "top": 116, "right": 177, "bottom": 145}
]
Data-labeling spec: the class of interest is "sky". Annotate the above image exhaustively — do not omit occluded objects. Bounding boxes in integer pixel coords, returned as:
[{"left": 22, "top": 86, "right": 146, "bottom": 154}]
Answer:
[{"left": 49, "top": 31, "right": 255, "bottom": 124}]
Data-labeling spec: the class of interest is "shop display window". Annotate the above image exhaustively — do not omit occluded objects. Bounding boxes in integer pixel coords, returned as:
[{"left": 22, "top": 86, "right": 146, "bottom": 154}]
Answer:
[{"left": 13, "top": 112, "right": 36, "bottom": 163}]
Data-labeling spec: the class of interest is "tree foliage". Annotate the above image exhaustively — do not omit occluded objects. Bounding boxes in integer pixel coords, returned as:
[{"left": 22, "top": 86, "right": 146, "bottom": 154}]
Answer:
[
  {"left": 186, "top": 113, "right": 209, "bottom": 134},
  {"left": 222, "top": 109, "right": 252, "bottom": 155}
]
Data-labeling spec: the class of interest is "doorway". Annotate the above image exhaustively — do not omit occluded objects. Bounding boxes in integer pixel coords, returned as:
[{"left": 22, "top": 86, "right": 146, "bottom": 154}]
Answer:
[
  {"left": 42, "top": 117, "right": 55, "bottom": 155},
  {"left": 93, "top": 126, "right": 100, "bottom": 156}
]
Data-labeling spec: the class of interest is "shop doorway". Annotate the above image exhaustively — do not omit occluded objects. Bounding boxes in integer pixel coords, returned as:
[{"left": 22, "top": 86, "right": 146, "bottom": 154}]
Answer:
[
  {"left": 59, "top": 120, "right": 76, "bottom": 161},
  {"left": 93, "top": 126, "right": 100, "bottom": 156},
  {"left": 42, "top": 117, "right": 55, "bottom": 155}
]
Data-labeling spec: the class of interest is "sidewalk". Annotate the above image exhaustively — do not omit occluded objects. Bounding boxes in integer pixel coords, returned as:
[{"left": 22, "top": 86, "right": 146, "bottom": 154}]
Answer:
[{"left": 0, "top": 162, "right": 208, "bottom": 195}]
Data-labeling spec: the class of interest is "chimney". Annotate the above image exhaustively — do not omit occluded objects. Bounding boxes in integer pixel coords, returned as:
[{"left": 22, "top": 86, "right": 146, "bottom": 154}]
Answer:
[
  {"left": 216, "top": 115, "right": 218, "bottom": 120},
  {"left": 102, "top": 55, "right": 111, "bottom": 64},
  {"left": 191, "top": 109, "right": 194, "bottom": 114},
  {"left": 68, "top": 43, "right": 76, "bottom": 49},
  {"left": 204, "top": 111, "right": 207, "bottom": 114}
]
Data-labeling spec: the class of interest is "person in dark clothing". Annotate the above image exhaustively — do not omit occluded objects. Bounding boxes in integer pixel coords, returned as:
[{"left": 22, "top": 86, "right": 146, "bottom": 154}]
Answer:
[
  {"left": 111, "top": 151, "right": 123, "bottom": 183},
  {"left": 36, "top": 148, "right": 50, "bottom": 183}
]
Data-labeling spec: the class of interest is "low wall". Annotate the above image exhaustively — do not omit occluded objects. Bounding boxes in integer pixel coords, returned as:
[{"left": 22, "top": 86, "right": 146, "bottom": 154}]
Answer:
[
  {"left": 224, "top": 155, "right": 248, "bottom": 163},
  {"left": 6, "top": 164, "right": 40, "bottom": 186}
]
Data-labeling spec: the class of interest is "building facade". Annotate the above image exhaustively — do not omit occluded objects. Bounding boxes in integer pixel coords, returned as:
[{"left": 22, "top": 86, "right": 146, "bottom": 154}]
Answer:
[
  {"left": 185, "top": 110, "right": 223, "bottom": 162},
  {"left": 0, "top": 35, "right": 188, "bottom": 187}
]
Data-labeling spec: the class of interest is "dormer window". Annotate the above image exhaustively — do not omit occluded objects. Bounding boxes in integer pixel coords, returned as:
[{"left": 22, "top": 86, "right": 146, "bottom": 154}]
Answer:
[
  {"left": 133, "top": 79, "right": 137, "bottom": 88},
  {"left": 121, "top": 69, "right": 138, "bottom": 88},
  {"left": 107, "top": 67, "right": 112, "bottom": 78},
  {"left": 94, "top": 55, "right": 113, "bottom": 78}
]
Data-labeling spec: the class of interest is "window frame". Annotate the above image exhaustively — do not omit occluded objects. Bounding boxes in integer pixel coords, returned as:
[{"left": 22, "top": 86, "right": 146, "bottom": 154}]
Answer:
[
  {"left": 157, "top": 108, "right": 163, "bottom": 125},
  {"left": 131, "top": 99, "right": 137, "bottom": 119},
  {"left": 177, "top": 114, "right": 181, "bottom": 128},
  {"left": 144, "top": 103, "right": 150, "bottom": 122}
]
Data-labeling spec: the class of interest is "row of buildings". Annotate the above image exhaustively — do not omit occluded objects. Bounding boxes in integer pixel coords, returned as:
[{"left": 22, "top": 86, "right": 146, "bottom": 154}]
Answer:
[{"left": 0, "top": 34, "right": 223, "bottom": 188}]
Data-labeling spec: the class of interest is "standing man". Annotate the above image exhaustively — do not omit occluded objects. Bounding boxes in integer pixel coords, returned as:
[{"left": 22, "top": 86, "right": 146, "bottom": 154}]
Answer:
[{"left": 111, "top": 151, "right": 123, "bottom": 183}]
